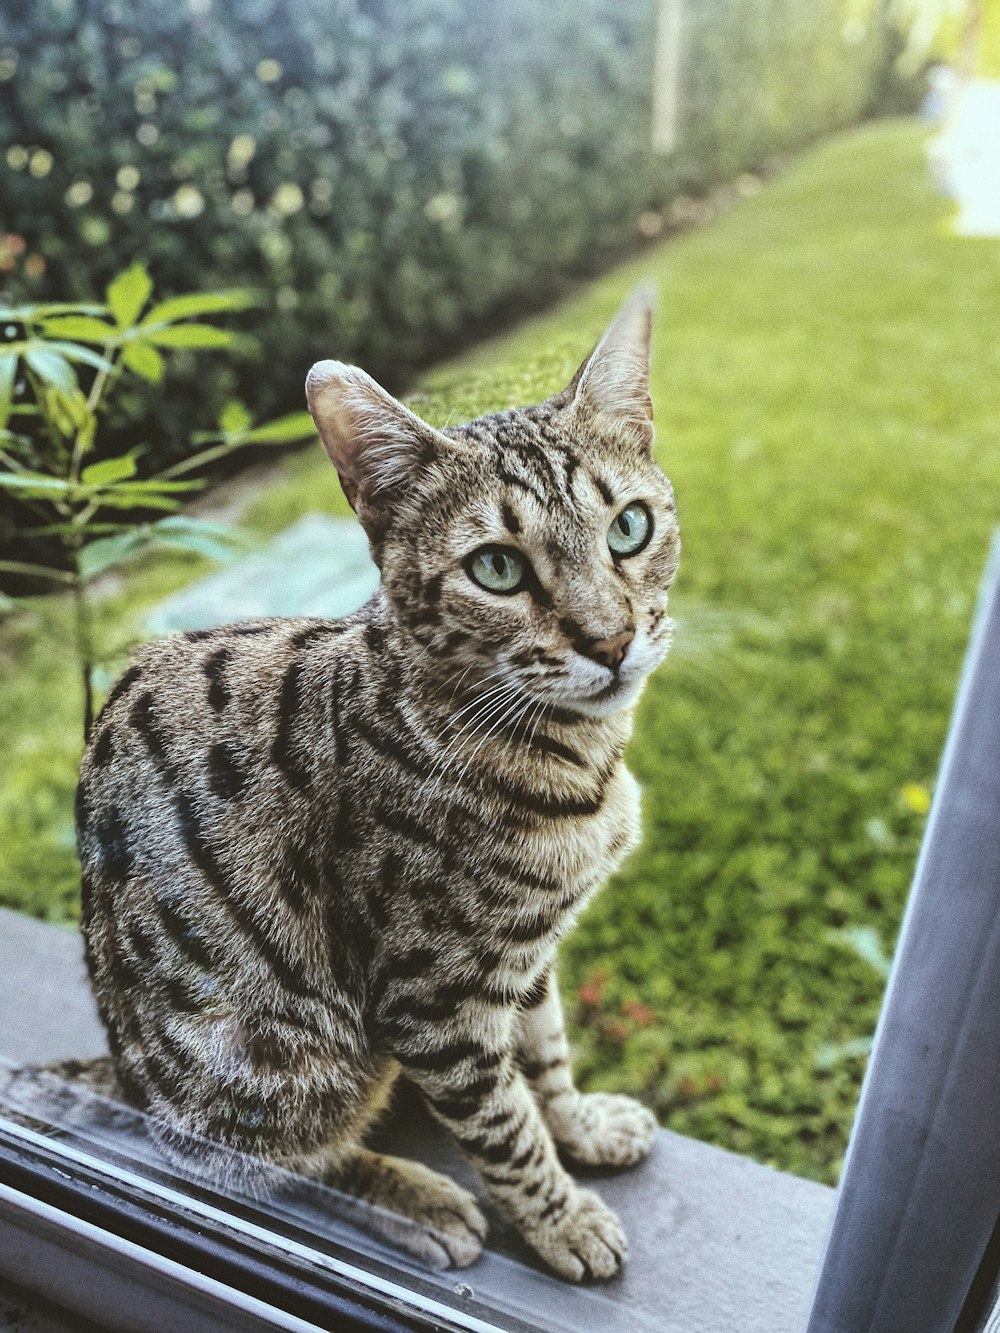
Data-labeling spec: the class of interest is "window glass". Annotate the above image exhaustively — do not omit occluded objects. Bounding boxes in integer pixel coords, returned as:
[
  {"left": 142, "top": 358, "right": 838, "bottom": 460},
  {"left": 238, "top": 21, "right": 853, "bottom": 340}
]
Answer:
[{"left": 2, "top": 2, "right": 991, "bottom": 1329}]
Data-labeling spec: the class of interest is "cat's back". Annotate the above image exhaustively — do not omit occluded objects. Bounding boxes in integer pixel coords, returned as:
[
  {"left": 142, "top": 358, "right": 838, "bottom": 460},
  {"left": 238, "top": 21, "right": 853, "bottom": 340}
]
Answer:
[
  {"left": 77, "top": 615, "right": 372, "bottom": 1088},
  {"left": 80, "top": 615, "right": 354, "bottom": 801},
  {"left": 76, "top": 615, "right": 362, "bottom": 962}
]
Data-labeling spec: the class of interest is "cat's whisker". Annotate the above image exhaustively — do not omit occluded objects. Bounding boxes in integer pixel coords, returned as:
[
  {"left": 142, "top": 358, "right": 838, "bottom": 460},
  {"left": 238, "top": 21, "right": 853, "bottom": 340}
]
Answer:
[
  {"left": 434, "top": 680, "right": 520, "bottom": 761},
  {"left": 441, "top": 676, "right": 527, "bottom": 755},
  {"left": 444, "top": 662, "right": 479, "bottom": 705},
  {"left": 443, "top": 656, "right": 512, "bottom": 707},
  {"left": 448, "top": 691, "right": 536, "bottom": 793},
  {"left": 416, "top": 678, "right": 522, "bottom": 814},
  {"left": 404, "top": 636, "right": 440, "bottom": 672},
  {"left": 525, "top": 696, "right": 552, "bottom": 752},
  {"left": 443, "top": 683, "right": 523, "bottom": 768},
  {"left": 428, "top": 686, "right": 525, "bottom": 799},
  {"left": 445, "top": 673, "right": 514, "bottom": 726}
]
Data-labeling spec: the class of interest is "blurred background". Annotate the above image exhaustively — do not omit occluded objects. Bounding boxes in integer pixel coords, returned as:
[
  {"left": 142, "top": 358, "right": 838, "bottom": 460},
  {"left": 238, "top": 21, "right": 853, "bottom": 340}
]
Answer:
[
  {"left": 1, "top": 0, "right": 998, "bottom": 1186},
  {"left": 0, "top": 0, "right": 943, "bottom": 464}
]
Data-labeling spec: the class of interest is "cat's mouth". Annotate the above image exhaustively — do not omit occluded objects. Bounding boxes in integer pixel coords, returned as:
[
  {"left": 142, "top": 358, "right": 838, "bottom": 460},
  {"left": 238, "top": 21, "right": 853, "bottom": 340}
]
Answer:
[
  {"left": 545, "top": 669, "right": 647, "bottom": 717},
  {"left": 590, "top": 676, "right": 628, "bottom": 703},
  {"left": 514, "top": 635, "right": 665, "bottom": 716}
]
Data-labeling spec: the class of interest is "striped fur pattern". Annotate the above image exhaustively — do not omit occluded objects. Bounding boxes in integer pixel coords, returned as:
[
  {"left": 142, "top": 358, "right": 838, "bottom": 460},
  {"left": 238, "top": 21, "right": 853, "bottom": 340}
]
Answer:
[{"left": 76, "top": 291, "right": 680, "bottom": 1281}]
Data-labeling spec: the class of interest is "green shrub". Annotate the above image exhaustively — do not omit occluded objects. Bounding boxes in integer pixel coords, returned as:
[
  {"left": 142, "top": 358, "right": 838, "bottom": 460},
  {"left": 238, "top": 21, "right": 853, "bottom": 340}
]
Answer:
[{"left": 0, "top": 0, "right": 917, "bottom": 574}]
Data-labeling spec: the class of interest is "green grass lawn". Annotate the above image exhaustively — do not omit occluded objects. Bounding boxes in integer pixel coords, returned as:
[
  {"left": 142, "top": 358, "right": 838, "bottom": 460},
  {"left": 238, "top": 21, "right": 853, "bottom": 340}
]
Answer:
[{"left": 3, "top": 117, "right": 999, "bottom": 1184}]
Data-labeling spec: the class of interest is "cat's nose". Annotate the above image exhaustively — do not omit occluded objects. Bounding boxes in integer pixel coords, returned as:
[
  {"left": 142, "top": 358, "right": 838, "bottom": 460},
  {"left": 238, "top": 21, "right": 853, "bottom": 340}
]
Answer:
[{"left": 583, "top": 628, "right": 635, "bottom": 671}]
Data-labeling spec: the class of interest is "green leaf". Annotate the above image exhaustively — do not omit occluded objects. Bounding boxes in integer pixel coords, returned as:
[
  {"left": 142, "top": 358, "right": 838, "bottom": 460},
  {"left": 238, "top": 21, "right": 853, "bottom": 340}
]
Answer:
[
  {"left": 83, "top": 475, "right": 202, "bottom": 514},
  {"left": 0, "top": 302, "right": 106, "bottom": 321},
  {"left": 218, "top": 399, "right": 253, "bottom": 435},
  {"left": 23, "top": 349, "right": 76, "bottom": 393},
  {"left": 156, "top": 441, "right": 241, "bottom": 477},
  {"left": 107, "top": 262, "right": 153, "bottom": 328},
  {"left": 38, "top": 385, "right": 93, "bottom": 442},
  {"left": 150, "top": 515, "right": 248, "bottom": 563},
  {"left": 154, "top": 515, "right": 245, "bottom": 541},
  {"left": 120, "top": 341, "right": 164, "bottom": 383},
  {"left": 243, "top": 411, "right": 318, "bottom": 445},
  {"left": 142, "top": 289, "right": 260, "bottom": 324},
  {"left": 101, "top": 476, "right": 200, "bottom": 496},
  {"left": 828, "top": 926, "right": 892, "bottom": 980},
  {"left": 142, "top": 324, "right": 233, "bottom": 349},
  {"left": 0, "top": 354, "right": 16, "bottom": 431},
  {"left": 0, "top": 469, "right": 75, "bottom": 496},
  {"left": 24, "top": 521, "right": 131, "bottom": 538},
  {"left": 38, "top": 316, "right": 118, "bottom": 343},
  {"left": 81, "top": 454, "right": 138, "bottom": 487},
  {"left": 27, "top": 302, "right": 107, "bottom": 317},
  {"left": 40, "top": 341, "right": 116, "bottom": 374},
  {"left": 815, "top": 1037, "right": 873, "bottom": 1070},
  {"left": 77, "top": 530, "right": 150, "bottom": 580},
  {"left": 90, "top": 491, "right": 184, "bottom": 512}
]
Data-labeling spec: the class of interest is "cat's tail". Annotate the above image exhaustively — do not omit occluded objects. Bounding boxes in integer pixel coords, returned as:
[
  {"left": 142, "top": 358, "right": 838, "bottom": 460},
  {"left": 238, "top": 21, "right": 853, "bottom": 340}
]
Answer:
[
  {"left": 0, "top": 1055, "right": 289, "bottom": 1200},
  {"left": 33, "top": 1055, "right": 123, "bottom": 1097},
  {"left": 0, "top": 1054, "right": 136, "bottom": 1136}
]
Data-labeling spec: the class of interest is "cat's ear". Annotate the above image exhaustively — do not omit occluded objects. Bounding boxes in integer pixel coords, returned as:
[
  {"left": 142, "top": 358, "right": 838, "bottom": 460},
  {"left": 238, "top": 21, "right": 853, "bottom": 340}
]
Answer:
[
  {"left": 567, "top": 285, "right": 655, "bottom": 449},
  {"left": 306, "top": 360, "right": 445, "bottom": 513}
]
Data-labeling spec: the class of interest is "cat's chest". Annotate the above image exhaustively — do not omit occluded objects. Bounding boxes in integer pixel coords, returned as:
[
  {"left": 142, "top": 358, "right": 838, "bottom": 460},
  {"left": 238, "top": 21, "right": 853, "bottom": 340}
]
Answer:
[{"left": 516, "top": 762, "right": 642, "bottom": 889}]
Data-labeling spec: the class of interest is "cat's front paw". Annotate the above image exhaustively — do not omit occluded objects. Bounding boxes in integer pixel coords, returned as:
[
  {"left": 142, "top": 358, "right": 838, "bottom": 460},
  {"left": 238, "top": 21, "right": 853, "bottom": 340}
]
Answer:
[
  {"left": 552, "top": 1092, "right": 656, "bottom": 1169},
  {"left": 356, "top": 1157, "right": 488, "bottom": 1271},
  {"left": 525, "top": 1186, "right": 627, "bottom": 1282},
  {"left": 402, "top": 1170, "right": 489, "bottom": 1270}
]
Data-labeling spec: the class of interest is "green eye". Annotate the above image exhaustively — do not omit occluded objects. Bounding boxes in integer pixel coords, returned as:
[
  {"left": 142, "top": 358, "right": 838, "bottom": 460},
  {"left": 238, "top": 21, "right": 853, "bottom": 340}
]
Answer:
[
  {"left": 467, "top": 546, "right": 527, "bottom": 594},
  {"left": 608, "top": 502, "right": 651, "bottom": 557}
]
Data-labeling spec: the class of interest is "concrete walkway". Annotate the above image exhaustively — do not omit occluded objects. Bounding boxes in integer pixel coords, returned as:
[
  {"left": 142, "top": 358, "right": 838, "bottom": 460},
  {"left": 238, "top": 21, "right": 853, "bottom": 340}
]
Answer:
[{"left": 0, "top": 906, "right": 833, "bottom": 1331}]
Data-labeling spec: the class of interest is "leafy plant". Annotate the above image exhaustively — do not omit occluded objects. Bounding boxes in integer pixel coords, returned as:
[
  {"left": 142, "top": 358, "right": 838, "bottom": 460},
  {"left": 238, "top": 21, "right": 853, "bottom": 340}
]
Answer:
[{"left": 0, "top": 261, "right": 317, "bottom": 735}]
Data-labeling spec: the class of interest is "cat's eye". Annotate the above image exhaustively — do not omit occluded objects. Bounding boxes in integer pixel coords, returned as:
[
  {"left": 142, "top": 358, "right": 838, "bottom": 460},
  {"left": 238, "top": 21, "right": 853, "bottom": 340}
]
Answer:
[
  {"left": 608, "top": 502, "right": 652, "bottom": 557},
  {"left": 466, "top": 545, "right": 527, "bottom": 594}
]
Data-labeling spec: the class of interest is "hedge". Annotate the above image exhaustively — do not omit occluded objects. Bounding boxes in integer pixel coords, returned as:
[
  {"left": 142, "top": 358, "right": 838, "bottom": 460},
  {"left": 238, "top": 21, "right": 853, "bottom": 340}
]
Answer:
[{"left": 0, "top": 0, "right": 916, "bottom": 562}]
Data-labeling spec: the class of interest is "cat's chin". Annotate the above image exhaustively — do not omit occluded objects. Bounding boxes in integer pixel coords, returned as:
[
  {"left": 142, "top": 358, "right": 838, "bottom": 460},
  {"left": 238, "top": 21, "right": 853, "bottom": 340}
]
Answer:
[{"left": 546, "top": 673, "right": 649, "bottom": 720}]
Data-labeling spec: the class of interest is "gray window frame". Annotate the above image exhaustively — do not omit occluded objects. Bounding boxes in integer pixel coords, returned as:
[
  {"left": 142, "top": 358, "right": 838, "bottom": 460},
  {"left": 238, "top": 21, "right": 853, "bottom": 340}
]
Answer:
[{"left": 0, "top": 1117, "right": 522, "bottom": 1333}]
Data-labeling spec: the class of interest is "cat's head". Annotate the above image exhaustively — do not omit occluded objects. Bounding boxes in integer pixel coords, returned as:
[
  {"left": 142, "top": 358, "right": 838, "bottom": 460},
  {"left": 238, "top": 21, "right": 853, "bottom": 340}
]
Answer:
[{"left": 306, "top": 289, "right": 679, "bottom": 718}]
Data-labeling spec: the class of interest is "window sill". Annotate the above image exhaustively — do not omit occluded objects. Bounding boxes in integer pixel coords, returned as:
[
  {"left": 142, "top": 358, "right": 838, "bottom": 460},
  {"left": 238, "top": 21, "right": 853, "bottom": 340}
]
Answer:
[{"left": 0, "top": 906, "right": 832, "bottom": 1332}]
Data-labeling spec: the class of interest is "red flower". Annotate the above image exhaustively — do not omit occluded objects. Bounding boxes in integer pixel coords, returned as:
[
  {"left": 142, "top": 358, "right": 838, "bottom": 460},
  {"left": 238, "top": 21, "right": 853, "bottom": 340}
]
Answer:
[
  {"left": 577, "top": 966, "right": 609, "bottom": 1009},
  {"left": 621, "top": 1000, "right": 655, "bottom": 1027}
]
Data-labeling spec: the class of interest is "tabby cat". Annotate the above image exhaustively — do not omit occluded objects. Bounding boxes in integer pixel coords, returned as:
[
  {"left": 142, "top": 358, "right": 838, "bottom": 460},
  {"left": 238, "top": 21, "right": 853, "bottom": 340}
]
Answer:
[{"left": 75, "top": 289, "right": 680, "bottom": 1281}]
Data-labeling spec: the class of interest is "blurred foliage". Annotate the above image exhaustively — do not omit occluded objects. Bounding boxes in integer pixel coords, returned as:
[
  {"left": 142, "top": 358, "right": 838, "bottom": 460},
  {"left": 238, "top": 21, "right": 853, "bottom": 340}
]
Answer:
[
  {"left": 849, "top": 0, "right": 975, "bottom": 71},
  {"left": 0, "top": 0, "right": 920, "bottom": 576},
  {"left": 979, "top": 0, "right": 1000, "bottom": 74},
  {"left": 2, "top": 120, "right": 998, "bottom": 1183}
]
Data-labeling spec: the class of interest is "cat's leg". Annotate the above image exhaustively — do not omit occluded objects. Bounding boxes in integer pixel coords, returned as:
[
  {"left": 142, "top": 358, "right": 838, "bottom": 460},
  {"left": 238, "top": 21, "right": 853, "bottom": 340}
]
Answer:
[
  {"left": 394, "top": 1023, "right": 628, "bottom": 1282},
  {"left": 517, "top": 969, "right": 656, "bottom": 1170},
  {"left": 286, "top": 1058, "right": 487, "bottom": 1271}
]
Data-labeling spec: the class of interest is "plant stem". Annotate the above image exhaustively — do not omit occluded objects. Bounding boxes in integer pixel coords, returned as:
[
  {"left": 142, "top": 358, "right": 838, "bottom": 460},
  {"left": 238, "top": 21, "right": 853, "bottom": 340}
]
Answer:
[
  {"left": 64, "top": 344, "right": 118, "bottom": 739},
  {"left": 69, "top": 549, "right": 95, "bottom": 740},
  {"left": 0, "top": 559, "right": 75, "bottom": 584},
  {"left": 68, "top": 340, "right": 117, "bottom": 485},
  {"left": 156, "top": 435, "right": 241, "bottom": 479}
]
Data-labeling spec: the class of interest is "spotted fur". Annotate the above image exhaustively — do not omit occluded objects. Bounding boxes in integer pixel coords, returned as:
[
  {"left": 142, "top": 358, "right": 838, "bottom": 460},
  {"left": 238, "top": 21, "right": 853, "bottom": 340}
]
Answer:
[{"left": 77, "top": 290, "right": 680, "bottom": 1280}]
